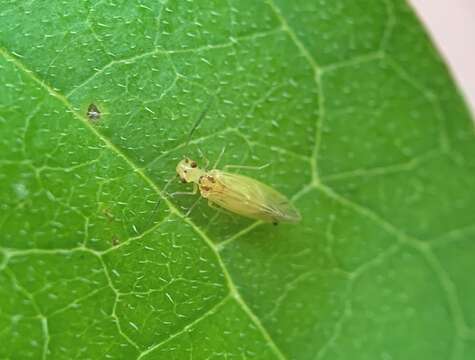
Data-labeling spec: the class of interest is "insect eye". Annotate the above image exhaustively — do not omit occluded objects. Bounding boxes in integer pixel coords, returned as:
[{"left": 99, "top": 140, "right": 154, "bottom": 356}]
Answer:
[{"left": 190, "top": 161, "right": 197, "bottom": 168}]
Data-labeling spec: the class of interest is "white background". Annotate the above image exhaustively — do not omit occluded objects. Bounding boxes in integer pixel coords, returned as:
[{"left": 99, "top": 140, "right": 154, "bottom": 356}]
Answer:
[{"left": 410, "top": 0, "right": 475, "bottom": 116}]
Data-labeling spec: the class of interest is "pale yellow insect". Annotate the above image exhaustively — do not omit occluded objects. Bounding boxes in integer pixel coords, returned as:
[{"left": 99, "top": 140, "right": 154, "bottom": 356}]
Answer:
[{"left": 175, "top": 158, "right": 301, "bottom": 224}]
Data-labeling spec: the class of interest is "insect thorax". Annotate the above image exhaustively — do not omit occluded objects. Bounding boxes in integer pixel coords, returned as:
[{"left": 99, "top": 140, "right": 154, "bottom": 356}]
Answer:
[{"left": 199, "top": 174, "right": 220, "bottom": 197}]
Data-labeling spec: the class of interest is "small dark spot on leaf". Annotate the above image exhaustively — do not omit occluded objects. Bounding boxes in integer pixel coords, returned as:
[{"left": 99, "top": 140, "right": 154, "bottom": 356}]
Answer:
[
  {"left": 111, "top": 235, "right": 120, "bottom": 246},
  {"left": 87, "top": 103, "right": 101, "bottom": 122}
]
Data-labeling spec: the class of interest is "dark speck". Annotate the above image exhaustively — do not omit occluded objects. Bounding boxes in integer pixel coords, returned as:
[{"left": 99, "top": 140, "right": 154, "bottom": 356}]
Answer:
[
  {"left": 111, "top": 235, "right": 119, "bottom": 246},
  {"left": 87, "top": 103, "right": 101, "bottom": 121}
]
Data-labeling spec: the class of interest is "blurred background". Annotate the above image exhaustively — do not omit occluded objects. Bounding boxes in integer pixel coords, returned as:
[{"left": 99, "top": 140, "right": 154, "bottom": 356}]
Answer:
[{"left": 410, "top": 0, "right": 475, "bottom": 116}]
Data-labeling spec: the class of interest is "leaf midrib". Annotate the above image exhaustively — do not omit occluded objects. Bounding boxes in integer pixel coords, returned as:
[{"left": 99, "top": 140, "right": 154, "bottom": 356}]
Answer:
[{"left": 0, "top": 46, "right": 288, "bottom": 359}]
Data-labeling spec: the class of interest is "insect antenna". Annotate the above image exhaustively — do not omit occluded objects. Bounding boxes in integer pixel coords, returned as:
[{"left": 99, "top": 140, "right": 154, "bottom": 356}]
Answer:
[
  {"left": 212, "top": 145, "right": 227, "bottom": 169},
  {"left": 144, "top": 174, "right": 176, "bottom": 231},
  {"left": 185, "top": 97, "right": 214, "bottom": 149},
  {"left": 145, "top": 97, "right": 214, "bottom": 231}
]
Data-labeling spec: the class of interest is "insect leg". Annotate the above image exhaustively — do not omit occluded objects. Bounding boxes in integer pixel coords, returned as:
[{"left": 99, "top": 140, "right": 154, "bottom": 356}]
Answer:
[
  {"left": 207, "top": 200, "right": 221, "bottom": 210},
  {"left": 185, "top": 197, "right": 202, "bottom": 217},
  {"left": 207, "top": 200, "right": 237, "bottom": 220},
  {"left": 170, "top": 183, "right": 199, "bottom": 197}
]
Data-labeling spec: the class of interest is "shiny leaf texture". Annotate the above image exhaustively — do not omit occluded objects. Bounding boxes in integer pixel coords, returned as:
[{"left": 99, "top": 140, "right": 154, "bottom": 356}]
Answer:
[{"left": 1, "top": 0, "right": 475, "bottom": 359}]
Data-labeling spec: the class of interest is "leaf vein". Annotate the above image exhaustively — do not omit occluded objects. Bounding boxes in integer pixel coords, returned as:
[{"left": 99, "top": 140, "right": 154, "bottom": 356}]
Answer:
[
  {"left": 137, "top": 295, "right": 232, "bottom": 359},
  {"left": 2, "top": 45, "right": 287, "bottom": 359},
  {"left": 318, "top": 183, "right": 468, "bottom": 354}
]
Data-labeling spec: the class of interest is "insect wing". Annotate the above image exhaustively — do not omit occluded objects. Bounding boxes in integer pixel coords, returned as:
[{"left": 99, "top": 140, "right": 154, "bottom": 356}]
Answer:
[{"left": 210, "top": 171, "right": 301, "bottom": 223}]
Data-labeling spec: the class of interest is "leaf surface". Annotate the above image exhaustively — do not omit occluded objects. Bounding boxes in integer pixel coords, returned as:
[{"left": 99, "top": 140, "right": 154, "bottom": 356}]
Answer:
[{"left": 1, "top": 0, "right": 475, "bottom": 359}]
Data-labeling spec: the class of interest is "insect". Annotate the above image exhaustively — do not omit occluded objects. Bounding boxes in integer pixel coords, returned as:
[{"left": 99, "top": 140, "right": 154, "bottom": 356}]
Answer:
[{"left": 175, "top": 158, "right": 301, "bottom": 224}]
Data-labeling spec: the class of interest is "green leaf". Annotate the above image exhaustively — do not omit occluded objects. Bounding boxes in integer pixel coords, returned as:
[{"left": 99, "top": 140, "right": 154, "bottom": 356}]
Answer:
[{"left": 1, "top": 0, "right": 474, "bottom": 359}]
